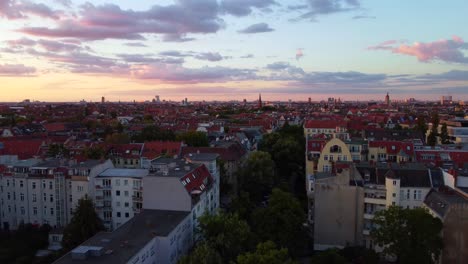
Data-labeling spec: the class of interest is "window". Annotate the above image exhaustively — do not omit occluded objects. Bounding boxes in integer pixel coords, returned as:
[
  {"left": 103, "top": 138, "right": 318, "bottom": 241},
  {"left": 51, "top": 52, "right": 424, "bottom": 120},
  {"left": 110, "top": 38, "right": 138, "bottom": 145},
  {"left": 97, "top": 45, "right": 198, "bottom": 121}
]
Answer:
[
  {"left": 32, "top": 182, "right": 36, "bottom": 189},
  {"left": 50, "top": 207, "right": 54, "bottom": 215},
  {"left": 49, "top": 181, "right": 53, "bottom": 190},
  {"left": 392, "top": 202, "right": 395, "bottom": 206},
  {"left": 116, "top": 201, "right": 121, "bottom": 207},
  {"left": 33, "top": 207, "right": 38, "bottom": 215},
  {"left": 186, "top": 178, "right": 191, "bottom": 183},
  {"left": 125, "top": 212, "right": 129, "bottom": 218},
  {"left": 77, "top": 186, "right": 83, "bottom": 192},
  {"left": 125, "top": 202, "right": 129, "bottom": 207},
  {"left": 20, "top": 193, "right": 24, "bottom": 201},
  {"left": 20, "top": 181, "right": 24, "bottom": 188},
  {"left": 69, "top": 195, "right": 72, "bottom": 202},
  {"left": 43, "top": 193, "right": 47, "bottom": 202},
  {"left": 392, "top": 193, "right": 396, "bottom": 198},
  {"left": 116, "top": 190, "right": 121, "bottom": 196},
  {"left": 116, "top": 212, "right": 121, "bottom": 217},
  {"left": 124, "top": 180, "right": 128, "bottom": 186},
  {"left": 50, "top": 194, "right": 54, "bottom": 202},
  {"left": 123, "top": 191, "right": 128, "bottom": 197},
  {"left": 115, "top": 179, "right": 120, "bottom": 186},
  {"left": 393, "top": 180, "right": 396, "bottom": 186},
  {"left": 42, "top": 180, "right": 46, "bottom": 188},
  {"left": 391, "top": 146, "right": 396, "bottom": 150},
  {"left": 413, "top": 190, "right": 417, "bottom": 200},
  {"left": 324, "top": 155, "right": 328, "bottom": 161},
  {"left": 32, "top": 194, "right": 37, "bottom": 202},
  {"left": 7, "top": 193, "right": 10, "bottom": 200},
  {"left": 20, "top": 207, "right": 25, "bottom": 215},
  {"left": 407, "top": 190, "right": 410, "bottom": 200}
]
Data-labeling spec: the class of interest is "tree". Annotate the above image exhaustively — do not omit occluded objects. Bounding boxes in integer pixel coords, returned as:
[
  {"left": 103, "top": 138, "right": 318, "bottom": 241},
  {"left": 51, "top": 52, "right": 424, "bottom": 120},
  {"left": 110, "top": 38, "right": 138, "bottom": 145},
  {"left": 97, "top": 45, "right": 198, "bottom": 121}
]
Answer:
[
  {"left": 415, "top": 115, "right": 428, "bottom": 136},
  {"left": 47, "top": 144, "right": 70, "bottom": 158},
  {"left": 178, "top": 242, "right": 222, "bottom": 264},
  {"left": 176, "top": 131, "right": 209, "bottom": 147},
  {"left": 310, "top": 249, "right": 347, "bottom": 264},
  {"left": 105, "top": 133, "right": 130, "bottom": 144},
  {"left": 371, "top": 206, "right": 443, "bottom": 264},
  {"left": 251, "top": 189, "right": 308, "bottom": 256},
  {"left": 196, "top": 212, "right": 253, "bottom": 263},
  {"left": 339, "top": 246, "right": 379, "bottom": 264},
  {"left": 237, "top": 151, "right": 276, "bottom": 203},
  {"left": 440, "top": 123, "right": 449, "bottom": 144},
  {"left": 133, "top": 125, "right": 176, "bottom": 142},
  {"left": 62, "top": 196, "right": 104, "bottom": 250},
  {"left": 237, "top": 241, "right": 295, "bottom": 264},
  {"left": 427, "top": 131, "right": 437, "bottom": 147},
  {"left": 83, "top": 146, "right": 105, "bottom": 159}
]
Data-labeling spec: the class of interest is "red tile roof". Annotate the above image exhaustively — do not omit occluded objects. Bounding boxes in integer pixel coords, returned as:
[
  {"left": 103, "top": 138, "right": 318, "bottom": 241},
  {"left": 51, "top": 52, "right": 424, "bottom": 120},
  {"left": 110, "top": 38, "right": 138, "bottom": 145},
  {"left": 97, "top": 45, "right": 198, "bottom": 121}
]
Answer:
[
  {"left": 180, "top": 164, "right": 213, "bottom": 194},
  {"left": 0, "top": 139, "right": 43, "bottom": 159},
  {"left": 304, "top": 119, "right": 347, "bottom": 129},
  {"left": 142, "top": 141, "right": 182, "bottom": 159}
]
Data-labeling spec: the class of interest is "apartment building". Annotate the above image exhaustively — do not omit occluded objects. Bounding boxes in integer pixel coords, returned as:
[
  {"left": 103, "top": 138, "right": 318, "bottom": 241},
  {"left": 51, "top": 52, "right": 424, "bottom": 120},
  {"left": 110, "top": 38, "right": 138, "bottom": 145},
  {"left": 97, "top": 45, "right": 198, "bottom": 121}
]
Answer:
[
  {"left": 310, "top": 162, "right": 441, "bottom": 251},
  {"left": 54, "top": 210, "right": 193, "bottom": 264},
  {"left": 0, "top": 158, "right": 113, "bottom": 230},
  {"left": 368, "top": 141, "right": 415, "bottom": 163},
  {"left": 94, "top": 168, "right": 148, "bottom": 230},
  {"left": 303, "top": 119, "right": 349, "bottom": 141},
  {"left": 143, "top": 156, "right": 219, "bottom": 238}
]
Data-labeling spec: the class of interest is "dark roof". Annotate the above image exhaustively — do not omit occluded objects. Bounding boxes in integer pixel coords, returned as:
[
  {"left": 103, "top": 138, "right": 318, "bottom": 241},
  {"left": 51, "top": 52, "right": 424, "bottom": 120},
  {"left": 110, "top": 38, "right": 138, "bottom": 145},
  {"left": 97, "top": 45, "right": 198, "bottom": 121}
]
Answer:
[
  {"left": 424, "top": 189, "right": 467, "bottom": 218},
  {"left": 384, "top": 168, "right": 431, "bottom": 187},
  {"left": 53, "top": 210, "right": 190, "bottom": 264}
]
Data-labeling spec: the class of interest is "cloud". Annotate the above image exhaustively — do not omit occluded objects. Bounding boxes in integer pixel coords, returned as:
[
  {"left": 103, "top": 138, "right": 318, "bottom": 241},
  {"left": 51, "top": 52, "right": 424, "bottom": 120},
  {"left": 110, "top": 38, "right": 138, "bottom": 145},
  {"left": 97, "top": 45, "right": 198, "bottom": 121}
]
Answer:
[
  {"left": 124, "top": 42, "right": 148, "bottom": 47},
  {"left": 194, "top": 52, "right": 223, "bottom": 61},
  {"left": 117, "top": 54, "right": 184, "bottom": 64},
  {"left": 0, "top": 0, "right": 62, "bottom": 20},
  {"left": 240, "top": 54, "right": 254, "bottom": 58},
  {"left": 54, "top": 0, "right": 72, "bottom": 8},
  {"left": 297, "top": 0, "right": 361, "bottom": 21},
  {"left": 266, "top": 61, "right": 290, "bottom": 70},
  {"left": 0, "top": 64, "right": 36, "bottom": 76},
  {"left": 20, "top": 1, "right": 224, "bottom": 41},
  {"left": 296, "top": 48, "right": 304, "bottom": 60},
  {"left": 130, "top": 63, "right": 256, "bottom": 83},
  {"left": 238, "top": 23, "right": 274, "bottom": 34},
  {"left": 352, "top": 15, "right": 375, "bottom": 19},
  {"left": 221, "top": 0, "right": 277, "bottom": 16},
  {"left": 369, "top": 36, "right": 468, "bottom": 64}
]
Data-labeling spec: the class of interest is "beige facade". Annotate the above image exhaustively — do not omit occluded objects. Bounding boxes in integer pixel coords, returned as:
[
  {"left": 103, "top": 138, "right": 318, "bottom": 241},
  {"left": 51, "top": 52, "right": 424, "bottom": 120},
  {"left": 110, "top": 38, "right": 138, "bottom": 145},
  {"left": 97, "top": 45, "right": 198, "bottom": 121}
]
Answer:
[{"left": 316, "top": 138, "right": 353, "bottom": 173}]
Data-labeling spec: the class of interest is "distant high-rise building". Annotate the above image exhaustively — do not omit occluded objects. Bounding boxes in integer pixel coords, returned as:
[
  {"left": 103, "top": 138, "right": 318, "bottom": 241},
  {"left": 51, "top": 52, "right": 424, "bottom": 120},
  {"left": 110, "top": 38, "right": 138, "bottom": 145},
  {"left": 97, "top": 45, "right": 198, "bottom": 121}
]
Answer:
[
  {"left": 155, "top": 95, "right": 160, "bottom": 102},
  {"left": 101, "top": 96, "right": 105, "bottom": 103},
  {"left": 441, "top": 95, "right": 452, "bottom": 105},
  {"left": 385, "top": 92, "right": 390, "bottom": 106},
  {"left": 308, "top": 97, "right": 312, "bottom": 104},
  {"left": 258, "top": 93, "right": 262, "bottom": 108}
]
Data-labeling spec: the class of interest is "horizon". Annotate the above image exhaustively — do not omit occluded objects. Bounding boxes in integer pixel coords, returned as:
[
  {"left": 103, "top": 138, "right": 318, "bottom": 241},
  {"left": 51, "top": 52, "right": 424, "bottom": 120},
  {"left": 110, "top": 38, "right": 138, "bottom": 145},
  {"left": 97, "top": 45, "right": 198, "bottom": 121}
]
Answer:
[{"left": 1, "top": 0, "right": 468, "bottom": 101}]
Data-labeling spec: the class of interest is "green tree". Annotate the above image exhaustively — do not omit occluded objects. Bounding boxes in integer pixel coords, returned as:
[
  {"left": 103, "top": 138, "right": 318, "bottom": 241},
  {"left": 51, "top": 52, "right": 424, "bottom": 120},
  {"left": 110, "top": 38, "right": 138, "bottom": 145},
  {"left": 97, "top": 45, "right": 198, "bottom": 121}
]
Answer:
[
  {"left": 83, "top": 146, "right": 105, "bottom": 159},
  {"left": 133, "top": 125, "right": 176, "bottom": 142},
  {"left": 237, "top": 241, "right": 295, "bottom": 264},
  {"left": 427, "top": 131, "right": 437, "bottom": 147},
  {"left": 310, "top": 249, "right": 347, "bottom": 264},
  {"left": 339, "top": 246, "right": 379, "bottom": 264},
  {"left": 197, "top": 212, "right": 253, "bottom": 263},
  {"left": 62, "top": 196, "right": 105, "bottom": 250},
  {"left": 237, "top": 151, "right": 276, "bottom": 203},
  {"left": 415, "top": 115, "right": 428, "bottom": 135},
  {"left": 178, "top": 242, "right": 222, "bottom": 264},
  {"left": 371, "top": 206, "right": 443, "bottom": 264},
  {"left": 440, "top": 123, "right": 449, "bottom": 144},
  {"left": 47, "top": 144, "right": 70, "bottom": 158},
  {"left": 251, "top": 189, "right": 308, "bottom": 256},
  {"left": 105, "top": 133, "right": 130, "bottom": 144},
  {"left": 176, "top": 131, "right": 209, "bottom": 147}
]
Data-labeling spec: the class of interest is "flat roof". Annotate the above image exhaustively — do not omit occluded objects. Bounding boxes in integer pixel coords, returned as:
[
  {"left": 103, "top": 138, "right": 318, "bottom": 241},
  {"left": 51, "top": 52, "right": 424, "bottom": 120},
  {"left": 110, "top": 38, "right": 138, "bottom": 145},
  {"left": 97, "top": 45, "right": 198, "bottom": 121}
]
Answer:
[
  {"left": 97, "top": 168, "right": 149, "bottom": 178},
  {"left": 53, "top": 210, "right": 190, "bottom": 264},
  {"left": 184, "top": 152, "right": 219, "bottom": 161}
]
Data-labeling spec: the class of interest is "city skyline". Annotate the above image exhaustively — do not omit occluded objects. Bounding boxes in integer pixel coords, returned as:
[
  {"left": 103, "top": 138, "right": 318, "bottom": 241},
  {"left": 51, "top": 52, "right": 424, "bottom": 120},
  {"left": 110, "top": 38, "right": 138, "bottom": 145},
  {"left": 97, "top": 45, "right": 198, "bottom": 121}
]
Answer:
[{"left": 1, "top": 0, "right": 468, "bottom": 102}]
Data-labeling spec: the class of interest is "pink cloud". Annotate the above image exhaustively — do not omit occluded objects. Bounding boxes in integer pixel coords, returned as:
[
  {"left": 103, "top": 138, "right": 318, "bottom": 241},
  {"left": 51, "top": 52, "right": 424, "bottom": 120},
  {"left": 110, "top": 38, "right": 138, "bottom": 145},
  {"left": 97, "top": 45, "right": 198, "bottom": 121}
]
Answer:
[
  {"left": 0, "top": 0, "right": 61, "bottom": 20},
  {"left": 369, "top": 36, "right": 468, "bottom": 64},
  {"left": 0, "top": 64, "right": 36, "bottom": 76},
  {"left": 20, "top": 1, "right": 223, "bottom": 41}
]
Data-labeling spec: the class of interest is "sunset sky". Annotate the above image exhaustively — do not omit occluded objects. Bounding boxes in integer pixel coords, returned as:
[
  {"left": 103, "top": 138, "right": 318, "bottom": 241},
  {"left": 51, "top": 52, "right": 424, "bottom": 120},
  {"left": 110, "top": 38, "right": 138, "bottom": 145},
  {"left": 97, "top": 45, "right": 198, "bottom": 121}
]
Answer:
[{"left": 1, "top": 0, "right": 468, "bottom": 102}]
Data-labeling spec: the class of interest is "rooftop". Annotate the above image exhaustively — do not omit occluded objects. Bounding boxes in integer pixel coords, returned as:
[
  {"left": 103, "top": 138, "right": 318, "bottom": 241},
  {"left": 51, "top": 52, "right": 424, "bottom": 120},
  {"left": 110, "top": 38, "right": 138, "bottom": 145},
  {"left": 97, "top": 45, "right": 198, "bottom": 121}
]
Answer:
[
  {"left": 54, "top": 210, "right": 189, "bottom": 264},
  {"left": 98, "top": 168, "right": 149, "bottom": 178},
  {"left": 424, "top": 189, "right": 467, "bottom": 218},
  {"left": 184, "top": 152, "right": 219, "bottom": 162}
]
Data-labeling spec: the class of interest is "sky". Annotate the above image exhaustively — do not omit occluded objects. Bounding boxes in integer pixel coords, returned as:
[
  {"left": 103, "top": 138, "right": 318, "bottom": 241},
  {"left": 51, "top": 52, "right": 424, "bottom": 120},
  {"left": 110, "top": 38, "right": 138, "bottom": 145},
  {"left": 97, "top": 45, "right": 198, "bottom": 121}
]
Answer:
[{"left": 1, "top": 0, "right": 468, "bottom": 102}]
